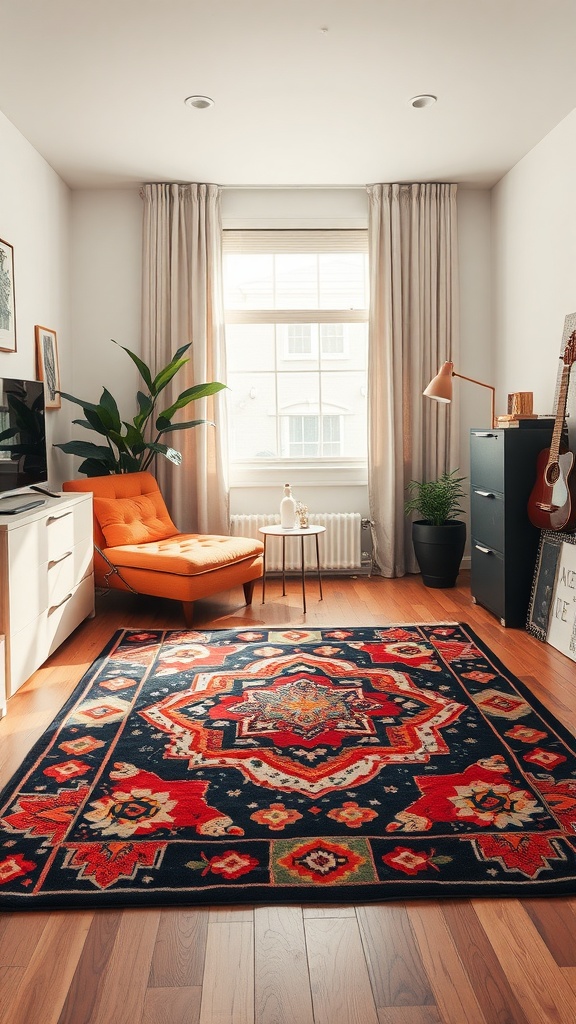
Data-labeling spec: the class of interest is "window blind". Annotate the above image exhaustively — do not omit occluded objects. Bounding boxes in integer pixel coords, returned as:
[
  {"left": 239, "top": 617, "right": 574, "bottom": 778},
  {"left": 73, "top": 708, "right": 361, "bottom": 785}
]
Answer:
[{"left": 222, "top": 229, "right": 368, "bottom": 254}]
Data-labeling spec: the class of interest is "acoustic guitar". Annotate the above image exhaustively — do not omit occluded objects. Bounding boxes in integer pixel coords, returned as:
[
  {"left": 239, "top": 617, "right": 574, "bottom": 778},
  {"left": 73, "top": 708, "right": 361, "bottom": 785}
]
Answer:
[{"left": 528, "top": 331, "right": 576, "bottom": 532}]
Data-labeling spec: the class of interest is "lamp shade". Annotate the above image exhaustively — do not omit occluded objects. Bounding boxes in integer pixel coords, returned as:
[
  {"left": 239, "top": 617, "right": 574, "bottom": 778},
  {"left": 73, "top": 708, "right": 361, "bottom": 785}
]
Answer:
[
  {"left": 423, "top": 361, "right": 496, "bottom": 427},
  {"left": 423, "top": 361, "right": 454, "bottom": 403}
]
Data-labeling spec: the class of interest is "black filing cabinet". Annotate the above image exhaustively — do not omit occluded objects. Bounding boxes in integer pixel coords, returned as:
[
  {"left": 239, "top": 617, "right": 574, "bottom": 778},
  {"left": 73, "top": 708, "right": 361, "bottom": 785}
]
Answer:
[{"left": 470, "top": 426, "right": 552, "bottom": 626}]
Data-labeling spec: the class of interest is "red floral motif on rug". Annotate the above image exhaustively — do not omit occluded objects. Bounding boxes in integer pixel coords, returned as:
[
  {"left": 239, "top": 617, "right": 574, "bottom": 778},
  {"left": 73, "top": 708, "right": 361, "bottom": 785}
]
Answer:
[{"left": 1, "top": 623, "right": 576, "bottom": 909}]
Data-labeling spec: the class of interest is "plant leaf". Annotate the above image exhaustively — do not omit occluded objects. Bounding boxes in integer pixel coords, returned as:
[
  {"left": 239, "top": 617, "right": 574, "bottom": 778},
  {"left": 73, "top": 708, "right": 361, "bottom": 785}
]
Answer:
[
  {"left": 111, "top": 339, "right": 154, "bottom": 392},
  {"left": 145, "top": 441, "right": 183, "bottom": 465},
  {"left": 78, "top": 457, "right": 114, "bottom": 477},
  {"left": 99, "top": 388, "right": 122, "bottom": 431},
  {"left": 54, "top": 440, "right": 117, "bottom": 465},
  {"left": 160, "top": 381, "right": 226, "bottom": 420},
  {"left": 119, "top": 451, "right": 142, "bottom": 472},
  {"left": 83, "top": 408, "right": 113, "bottom": 436},
  {"left": 58, "top": 391, "right": 103, "bottom": 415},
  {"left": 122, "top": 423, "right": 146, "bottom": 450},
  {"left": 152, "top": 357, "right": 189, "bottom": 394},
  {"left": 156, "top": 417, "right": 213, "bottom": 434}
]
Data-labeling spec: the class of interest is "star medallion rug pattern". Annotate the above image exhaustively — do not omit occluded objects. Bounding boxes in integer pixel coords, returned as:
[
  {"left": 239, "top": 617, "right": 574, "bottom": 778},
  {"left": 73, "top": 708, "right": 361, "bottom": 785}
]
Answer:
[{"left": 2, "top": 623, "right": 576, "bottom": 909}]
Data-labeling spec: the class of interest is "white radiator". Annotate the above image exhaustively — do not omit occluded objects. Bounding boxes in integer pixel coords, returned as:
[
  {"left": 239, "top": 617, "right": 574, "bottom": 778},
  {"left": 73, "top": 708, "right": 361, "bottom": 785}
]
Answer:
[{"left": 230, "top": 512, "right": 371, "bottom": 573}]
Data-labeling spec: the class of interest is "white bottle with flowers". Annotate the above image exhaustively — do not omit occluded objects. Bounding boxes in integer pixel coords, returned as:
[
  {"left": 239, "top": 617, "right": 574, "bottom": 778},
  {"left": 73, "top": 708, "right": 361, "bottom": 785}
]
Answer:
[{"left": 280, "top": 483, "right": 297, "bottom": 529}]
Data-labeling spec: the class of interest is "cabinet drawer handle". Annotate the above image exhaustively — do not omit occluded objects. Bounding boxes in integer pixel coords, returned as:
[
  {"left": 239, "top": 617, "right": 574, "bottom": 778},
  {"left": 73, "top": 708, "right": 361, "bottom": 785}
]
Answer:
[
  {"left": 46, "top": 512, "right": 72, "bottom": 525},
  {"left": 48, "top": 551, "right": 72, "bottom": 569},
  {"left": 474, "top": 543, "right": 493, "bottom": 555},
  {"left": 48, "top": 592, "right": 73, "bottom": 614},
  {"left": 474, "top": 489, "right": 496, "bottom": 499},
  {"left": 471, "top": 432, "right": 497, "bottom": 438}
]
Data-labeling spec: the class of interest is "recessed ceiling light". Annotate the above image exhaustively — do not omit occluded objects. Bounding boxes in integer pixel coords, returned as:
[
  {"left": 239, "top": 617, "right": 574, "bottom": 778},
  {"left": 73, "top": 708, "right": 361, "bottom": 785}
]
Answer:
[
  {"left": 184, "top": 95, "right": 214, "bottom": 110},
  {"left": 409, "top": 94, "right": 437, "bottom": 109}
]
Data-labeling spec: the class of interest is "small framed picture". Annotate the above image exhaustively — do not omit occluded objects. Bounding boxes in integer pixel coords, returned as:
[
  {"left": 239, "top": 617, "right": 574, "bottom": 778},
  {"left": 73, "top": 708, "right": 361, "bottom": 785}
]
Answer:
[
  {"left": 35, "top": 325, "right": 61, "bottom": 408},
  {"left": 546, "top": 536, "right": 576, "bottom": 663},
  {"left": 526, "top": 530, "right": 564, "bottom": 641},
  {"left": 0, "top": 237, "right": 17, "bottom": 352}
]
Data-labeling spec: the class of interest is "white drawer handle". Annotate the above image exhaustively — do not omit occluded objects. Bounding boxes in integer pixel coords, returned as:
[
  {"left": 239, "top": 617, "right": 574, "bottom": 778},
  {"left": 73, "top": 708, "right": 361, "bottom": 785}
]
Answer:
[
  {"left": 474, "top": 543, "right": 493, "bottom": 555},
  {"left": 48, "top": 592, "right": 73, "bottom": 614},
  {"left": 474, "top": 489, "right": 496, "bottom": 499},
  {"left": 48, "top": 551, "right": 72, "bottom": 569}
]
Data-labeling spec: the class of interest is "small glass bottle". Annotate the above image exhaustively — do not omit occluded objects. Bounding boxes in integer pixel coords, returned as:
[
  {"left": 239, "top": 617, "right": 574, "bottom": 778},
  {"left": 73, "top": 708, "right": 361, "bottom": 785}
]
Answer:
[{"left": 280, "top": 483, "right": 296, "bottom": 529}]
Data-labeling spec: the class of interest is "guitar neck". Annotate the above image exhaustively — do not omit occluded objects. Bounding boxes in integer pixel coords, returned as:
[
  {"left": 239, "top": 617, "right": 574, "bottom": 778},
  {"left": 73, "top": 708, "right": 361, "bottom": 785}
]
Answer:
[{"left": 549, "top": 365, "right": 571, "bottom": 460}]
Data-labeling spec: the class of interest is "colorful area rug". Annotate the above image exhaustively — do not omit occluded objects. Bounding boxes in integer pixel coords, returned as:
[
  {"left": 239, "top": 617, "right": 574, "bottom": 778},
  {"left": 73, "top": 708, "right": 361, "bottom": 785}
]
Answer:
[{"left": 2, "top": 623, "right": 576, "bottom": 909}]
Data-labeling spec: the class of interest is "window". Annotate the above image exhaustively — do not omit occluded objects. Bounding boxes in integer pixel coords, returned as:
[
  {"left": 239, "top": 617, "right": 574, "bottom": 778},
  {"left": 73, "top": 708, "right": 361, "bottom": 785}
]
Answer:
[
  {"left": 320, "top": 324, "right": 345, "bottom": 356},
  {"left": 287, "top": 324, "right": 312, "bottom": 357},
  {"left": 223, "top": 230, "right": 368, "bottom": 471},
  {"left": 287, "top": 414, "right": 341, "bottom": 457}
]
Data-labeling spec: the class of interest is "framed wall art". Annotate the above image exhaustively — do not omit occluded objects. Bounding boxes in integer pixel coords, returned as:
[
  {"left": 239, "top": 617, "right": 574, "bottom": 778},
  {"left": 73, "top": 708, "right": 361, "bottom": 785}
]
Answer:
[
  {"left": 35, "top": 325, "right": 61, "bottom": 408},
  {"left": 0, "top": 237, "right": 16, "bottom": 352},
  {"left": 546, "top": 535, "right": 576, "bottom": 663},
  {"left": 526, "top": 529, "right": 565, "bottom": 641}
]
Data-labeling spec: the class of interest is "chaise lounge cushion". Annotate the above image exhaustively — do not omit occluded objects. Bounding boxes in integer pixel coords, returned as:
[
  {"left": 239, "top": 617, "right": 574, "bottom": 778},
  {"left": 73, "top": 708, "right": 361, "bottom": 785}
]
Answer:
[
  {"left": 94, "top": 492, "right": 178, "bottom": 547},
  {"left": 105, "top": 533, "right": 263, "bottom": 577}
]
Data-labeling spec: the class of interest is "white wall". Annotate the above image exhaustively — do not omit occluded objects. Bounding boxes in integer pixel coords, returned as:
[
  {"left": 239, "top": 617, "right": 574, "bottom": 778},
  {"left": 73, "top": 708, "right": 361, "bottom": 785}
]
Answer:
[
  {"left": 70, "top": 190, "right": 142, "bottom": 413},
  {"left": 457, "top": 188, "right": 493, "bottom": 482},
  {"left": 492, "top": 106, "right": 576, "bottom": 435},
  {"left": 0, "top": 111, "right": 71, "bottom": 485}
]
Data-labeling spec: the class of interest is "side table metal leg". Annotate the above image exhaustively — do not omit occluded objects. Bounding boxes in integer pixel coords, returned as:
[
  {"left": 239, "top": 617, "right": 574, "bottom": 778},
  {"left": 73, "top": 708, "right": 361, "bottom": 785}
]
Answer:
[
  {"left": 282, "top": 537, "right": 286, "bottom": 596},
  {"left": 315, "top": 533, "right": 323, "bottom": 601},
  {"left": 261, "top": 536, "right": 267, "bottom": 604},
  {"left": 300, "top": 535, "right": 307, "bottom": 613}
]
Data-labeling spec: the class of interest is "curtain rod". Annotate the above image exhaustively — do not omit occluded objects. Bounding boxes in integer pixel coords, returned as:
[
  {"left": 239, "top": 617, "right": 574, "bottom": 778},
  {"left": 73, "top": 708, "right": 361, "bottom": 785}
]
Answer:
[{"left": 219, "top": 184, "right": 366, "bottom": 190}]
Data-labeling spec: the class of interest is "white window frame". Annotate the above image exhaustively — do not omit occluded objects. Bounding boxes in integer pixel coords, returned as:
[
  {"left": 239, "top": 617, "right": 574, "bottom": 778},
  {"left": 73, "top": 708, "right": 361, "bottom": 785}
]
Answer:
[{"left": 223, "top": 229, "right": 368, "bottom": 487}]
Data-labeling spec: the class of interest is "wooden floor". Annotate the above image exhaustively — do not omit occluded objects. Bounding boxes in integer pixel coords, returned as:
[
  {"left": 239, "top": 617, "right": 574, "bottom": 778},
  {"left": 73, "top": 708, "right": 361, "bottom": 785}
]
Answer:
[{"left": 1, "top": 571, "right": 576, "bottom": 1024}]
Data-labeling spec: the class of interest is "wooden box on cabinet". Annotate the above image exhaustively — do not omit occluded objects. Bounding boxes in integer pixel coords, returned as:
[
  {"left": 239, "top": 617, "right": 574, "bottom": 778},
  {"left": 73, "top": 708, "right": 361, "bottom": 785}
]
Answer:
[
  {"left": 0, "top": 492, "right": 95, "bottom": 699},
  {"left": 470, "top": 425, "right": 553, "bottom": 627}
]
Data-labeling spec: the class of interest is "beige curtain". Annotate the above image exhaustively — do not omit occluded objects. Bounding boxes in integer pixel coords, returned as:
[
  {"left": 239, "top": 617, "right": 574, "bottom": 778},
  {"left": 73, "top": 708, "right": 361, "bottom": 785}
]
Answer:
[
  {"left": 140, "top": 182, "right": 229, "bottom": 535},
  {"left": 367, "top": 183, "right": 459, "bottom": 577}
]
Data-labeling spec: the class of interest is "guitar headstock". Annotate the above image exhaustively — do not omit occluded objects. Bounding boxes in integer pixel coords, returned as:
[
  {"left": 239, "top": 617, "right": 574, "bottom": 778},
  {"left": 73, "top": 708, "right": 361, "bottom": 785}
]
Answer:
[{"left": 563, "top": 330, "right": 576, "bottom": 366}]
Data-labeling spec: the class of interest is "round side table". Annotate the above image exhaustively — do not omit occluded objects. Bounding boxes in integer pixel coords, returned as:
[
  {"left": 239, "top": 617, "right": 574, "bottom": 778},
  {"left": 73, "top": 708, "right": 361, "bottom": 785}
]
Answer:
[{"left": 258, "top": 524, "right": 326, "bottom": 613}]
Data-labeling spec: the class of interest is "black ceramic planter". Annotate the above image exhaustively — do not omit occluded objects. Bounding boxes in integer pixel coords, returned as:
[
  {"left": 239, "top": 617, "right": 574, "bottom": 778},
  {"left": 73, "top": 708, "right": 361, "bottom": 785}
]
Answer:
[{"left": 412, "top": 520, "right": 466, "bottom": 588}]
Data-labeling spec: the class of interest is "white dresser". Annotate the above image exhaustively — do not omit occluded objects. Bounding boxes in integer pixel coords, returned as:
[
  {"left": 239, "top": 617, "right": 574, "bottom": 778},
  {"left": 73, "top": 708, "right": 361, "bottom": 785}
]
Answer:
[{"left": 0, "top": 492, "right": 95, "bottom": 700}]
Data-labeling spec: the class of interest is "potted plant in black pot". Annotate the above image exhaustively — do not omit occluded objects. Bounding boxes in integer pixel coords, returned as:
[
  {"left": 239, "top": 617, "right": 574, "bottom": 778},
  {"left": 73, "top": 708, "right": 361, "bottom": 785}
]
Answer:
[{"left": 404, "top": 469, "right": 467, "bottom": 588}]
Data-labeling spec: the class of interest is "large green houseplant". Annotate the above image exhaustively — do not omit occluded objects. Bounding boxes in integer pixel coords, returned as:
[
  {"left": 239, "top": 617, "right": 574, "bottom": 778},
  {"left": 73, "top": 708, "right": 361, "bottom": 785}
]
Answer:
[
  {"left": 404, "top": 469, "right": 467, "bottom": 588},
  {"left": 55, "top": 340, "right": 226, "bottom": 476}
]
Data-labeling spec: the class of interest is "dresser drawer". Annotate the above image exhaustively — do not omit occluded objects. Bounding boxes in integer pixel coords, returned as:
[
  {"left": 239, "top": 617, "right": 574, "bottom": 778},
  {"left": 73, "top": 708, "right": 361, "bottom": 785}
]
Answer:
[
  {"left": 470, "top": 487, "right": 504, "bottom": 552},
  {"left": 7, "top": 506, "right": 78, "bottom": 573},
  {"left": 470, "top": 431, "right": 504, "bottom": 492},
  {"left": 47, "top": 535, "right": 93, "bottom": 608},
  {"left": 470, "top": 540, "right": 505, "bottom": 620},
  {"left": 7, "top": 573, "right": 94, "bottom": 696},
  {"left": 45, "top": 508, "right": 77, "bottom": 561}
]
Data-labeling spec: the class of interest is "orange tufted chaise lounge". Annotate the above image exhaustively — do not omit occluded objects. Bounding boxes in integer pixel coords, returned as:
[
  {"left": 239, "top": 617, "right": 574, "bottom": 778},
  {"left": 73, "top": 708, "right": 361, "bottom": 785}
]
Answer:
[{"left": 62, "top": 472, "right": 264, "bottom": 625}]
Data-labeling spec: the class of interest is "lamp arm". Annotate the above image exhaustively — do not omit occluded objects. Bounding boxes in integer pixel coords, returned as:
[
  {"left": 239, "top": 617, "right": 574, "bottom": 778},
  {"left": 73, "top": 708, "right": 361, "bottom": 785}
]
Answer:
[{"left": 452, "top": 370, "right": 496, "bottom": 428}]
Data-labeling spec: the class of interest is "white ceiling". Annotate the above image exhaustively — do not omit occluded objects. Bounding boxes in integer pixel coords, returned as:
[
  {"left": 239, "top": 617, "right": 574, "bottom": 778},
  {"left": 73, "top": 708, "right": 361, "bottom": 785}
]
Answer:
[{"left": 2, "top": 0, "right": 576, "bottom": 191}]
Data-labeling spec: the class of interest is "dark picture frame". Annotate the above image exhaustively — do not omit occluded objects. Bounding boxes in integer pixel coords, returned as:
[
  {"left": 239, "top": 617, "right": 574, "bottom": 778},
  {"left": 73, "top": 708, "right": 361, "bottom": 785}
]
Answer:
[
  {"left": 527, "top": 529, "right": 576, "bottom": 641},
  {"left": 0, "top": 237, "right": 16, "bottom": 353}
]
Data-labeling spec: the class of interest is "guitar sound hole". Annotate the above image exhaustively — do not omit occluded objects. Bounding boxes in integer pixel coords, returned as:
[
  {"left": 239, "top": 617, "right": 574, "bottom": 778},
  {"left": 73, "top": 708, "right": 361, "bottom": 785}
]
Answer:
[{"left": 545, "top": 463, "right": 560, "bottom": 486}]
